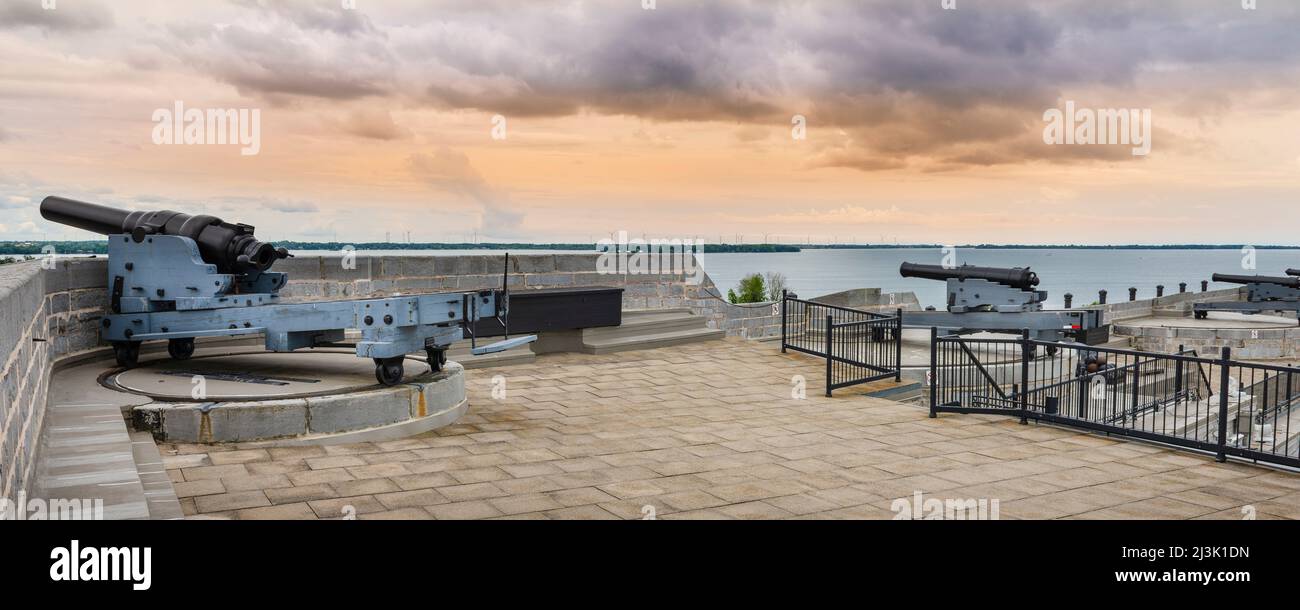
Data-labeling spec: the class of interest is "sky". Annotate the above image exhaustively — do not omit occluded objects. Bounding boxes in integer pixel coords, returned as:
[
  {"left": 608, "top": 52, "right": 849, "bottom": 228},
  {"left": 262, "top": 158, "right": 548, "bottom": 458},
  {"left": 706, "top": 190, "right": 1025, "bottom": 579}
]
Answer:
[{"left": 1, "top": 0, "right": 1299, "bottom": 245}]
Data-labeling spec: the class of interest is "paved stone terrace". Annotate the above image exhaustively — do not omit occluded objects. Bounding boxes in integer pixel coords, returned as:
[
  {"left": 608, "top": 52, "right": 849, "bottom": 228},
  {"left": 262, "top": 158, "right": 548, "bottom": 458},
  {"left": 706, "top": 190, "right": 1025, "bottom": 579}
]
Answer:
[{"left": 161, "top": 339, "right": 1300, "bottom": 520}]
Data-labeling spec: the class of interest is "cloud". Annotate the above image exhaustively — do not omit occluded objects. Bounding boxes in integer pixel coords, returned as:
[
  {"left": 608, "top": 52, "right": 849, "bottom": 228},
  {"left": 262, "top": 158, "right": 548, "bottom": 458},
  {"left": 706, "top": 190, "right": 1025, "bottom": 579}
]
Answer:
[
  {"left": 220, "top": 197, "right": 319, "bottom": 214},
  {"left": 0, "top": 0, "right": 113, "bottom": 32},
  {"left": 407, "top": 147, "right": 523, "bottom": 233},
  {"left": 158, "top": 2, "right": 394, "bottom": 101},
  {"left": 335, "top": 109, "right": 411, "bottom": 140},
  {"left": 127, "top": 0, "right": 1300, "bottom": 171},
  {"left": 8, "top": 0, "right": 1300, "bottom": 178}
]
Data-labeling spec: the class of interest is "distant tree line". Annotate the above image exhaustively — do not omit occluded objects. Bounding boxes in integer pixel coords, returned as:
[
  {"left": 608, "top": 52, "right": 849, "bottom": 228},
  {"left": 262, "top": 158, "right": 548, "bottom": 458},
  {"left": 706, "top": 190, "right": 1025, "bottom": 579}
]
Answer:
[{"left": 0, "top": 241, "right": 800, "bottom": 254}]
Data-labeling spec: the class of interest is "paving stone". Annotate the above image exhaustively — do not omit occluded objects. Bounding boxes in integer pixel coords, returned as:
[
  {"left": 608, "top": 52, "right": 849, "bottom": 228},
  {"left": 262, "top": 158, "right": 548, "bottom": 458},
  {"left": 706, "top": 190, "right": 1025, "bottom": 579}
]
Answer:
[
  {"left": 427, "top": 500, "right": 503, "bottom": 520},
  {"left": 438, "top": 482, "right": 508, "bottom": 502},
  {"left": 265, "top": 484, "right": 337, "bottom": 505},
  {"left": 157, "top": 339, "right": 1298, "bottom": 521},
  {"left": 308, "top": 495, "right": 386, "bottom": 518},
  {"left": 391, "top": 471, "right": 459, "bottom": 491},
  {"left": 374, "top": 489, "right": 448, "bottom": 509},
  {"left": 330, "top": 477, "right": 400, "bottom": 497},
  {"left": 195, "top": 491, "right": 270, "bottom": 513},
  {"left": 172, "top": 479, "right": 225, "bottom": 498},
  {"left": 236, "top": 503, "right": 317, "bottom": 520}
]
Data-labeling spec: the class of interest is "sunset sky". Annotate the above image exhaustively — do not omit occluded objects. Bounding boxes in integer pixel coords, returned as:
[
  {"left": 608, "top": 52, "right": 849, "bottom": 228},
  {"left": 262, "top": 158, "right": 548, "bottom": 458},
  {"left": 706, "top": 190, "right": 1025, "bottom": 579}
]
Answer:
[{"left": 2, "top": 0, "right": 1299, "bottom": 244}]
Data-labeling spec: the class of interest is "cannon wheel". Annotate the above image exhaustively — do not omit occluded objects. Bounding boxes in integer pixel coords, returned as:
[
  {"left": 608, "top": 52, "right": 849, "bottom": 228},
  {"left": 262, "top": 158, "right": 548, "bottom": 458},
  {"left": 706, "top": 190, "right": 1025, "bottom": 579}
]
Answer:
[
  {"left": 167, "top": 338, "right": 196, "bottom": 360},
  {"left": 375, "top": 357, "right": 405, "bottom": 386},
  {"left": 112, "top": 341, "right": 141, "bottom": 368},
  {"left": 1194, "top": 310, "right": 1208, "bottom": 320},
  {"left": 1046, "top": 345, "right": 1059, "bottom": 357},
  {"left": 426, "top": 348, "right": 448, "bottom": 373}
]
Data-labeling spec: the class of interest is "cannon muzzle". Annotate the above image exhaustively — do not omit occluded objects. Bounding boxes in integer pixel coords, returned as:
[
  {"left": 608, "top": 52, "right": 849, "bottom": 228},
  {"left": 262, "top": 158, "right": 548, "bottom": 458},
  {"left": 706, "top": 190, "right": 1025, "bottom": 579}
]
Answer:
[
  {"left": 900, "top": 262, "right": 1039, "bottom": 290},
  {"left": 1286, "top": 269, "right": 1300, "bottom": 277},
  {"left": 1211, "top": 273, "right": 1300, "bottom": 289},
  {"left": 40, "top": 196, "right": 288, "bottom": 274}
]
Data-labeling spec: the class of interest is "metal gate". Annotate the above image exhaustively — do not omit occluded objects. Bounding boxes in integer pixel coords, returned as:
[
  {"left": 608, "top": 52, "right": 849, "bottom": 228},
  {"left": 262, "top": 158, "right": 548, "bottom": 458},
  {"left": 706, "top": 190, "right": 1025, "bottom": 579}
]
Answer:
[{"left": 781, "top": 292, "right": 902, "bottom": 396}]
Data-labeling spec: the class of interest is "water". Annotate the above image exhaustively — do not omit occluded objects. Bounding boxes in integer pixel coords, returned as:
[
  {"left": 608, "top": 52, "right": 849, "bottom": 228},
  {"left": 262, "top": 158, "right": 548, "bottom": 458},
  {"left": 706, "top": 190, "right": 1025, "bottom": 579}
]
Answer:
[
  {"left": 291, "top": 246, "right": 1300, "bottom": 309},
  {"left": 697, "top": 248, "right": 1300, "bottom": 309}
]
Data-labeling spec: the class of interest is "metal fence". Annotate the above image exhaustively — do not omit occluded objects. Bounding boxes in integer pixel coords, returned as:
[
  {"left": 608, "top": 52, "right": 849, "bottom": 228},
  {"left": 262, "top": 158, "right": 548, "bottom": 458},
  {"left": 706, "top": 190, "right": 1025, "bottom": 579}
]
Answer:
[
  {"left": 929, "top": 328, "right": 1300, "bottom": 469},
  {"left": 781, "top": 291, "right": 902, "bottom": 396}
]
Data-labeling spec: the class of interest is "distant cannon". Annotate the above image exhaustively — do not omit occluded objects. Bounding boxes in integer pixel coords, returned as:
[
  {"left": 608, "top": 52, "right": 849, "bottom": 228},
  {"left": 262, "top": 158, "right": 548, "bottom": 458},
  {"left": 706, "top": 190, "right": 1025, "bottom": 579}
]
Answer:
[
  {"left": 899, "top": 262, "right": 1039, "bottom": 291},
  {"left": 1211, "top": 273, "right": 1300, "bottom": 289},
  {"left": 1195, "top": 271, "right": 1300, "bottom": 324},
  {"left": 896, "top": 261, "right": 1108, "bottom": 348}
]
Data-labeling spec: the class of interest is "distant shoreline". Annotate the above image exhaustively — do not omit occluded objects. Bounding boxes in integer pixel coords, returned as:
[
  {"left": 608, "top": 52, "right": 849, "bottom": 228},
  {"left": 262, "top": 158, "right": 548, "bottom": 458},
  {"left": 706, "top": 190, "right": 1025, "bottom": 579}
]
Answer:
[{"left": 2, "top": 241, "right": 1299, "bottom": 256}]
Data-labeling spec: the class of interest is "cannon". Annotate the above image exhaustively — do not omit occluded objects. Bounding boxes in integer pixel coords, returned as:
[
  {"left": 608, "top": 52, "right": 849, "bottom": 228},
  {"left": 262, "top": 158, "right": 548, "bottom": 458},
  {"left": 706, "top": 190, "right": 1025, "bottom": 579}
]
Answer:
[
  {"left": 1194, "top": 271, "right": 1300, "bottom": 324},
  {"left": 40, "top": 196, "right": 535, "bottom": 384},
  {"left": 41, "top": 196, "right": 291, "bottom": 274},
  {"left": 1211, "top": 273, "right": 1300, "bottom": 289},
  {"left": 899, "top": 262, "right": 1039, "bottom": 291},
  {"left": 897, "top": 261, "right": 1108, "bottom": 350}
]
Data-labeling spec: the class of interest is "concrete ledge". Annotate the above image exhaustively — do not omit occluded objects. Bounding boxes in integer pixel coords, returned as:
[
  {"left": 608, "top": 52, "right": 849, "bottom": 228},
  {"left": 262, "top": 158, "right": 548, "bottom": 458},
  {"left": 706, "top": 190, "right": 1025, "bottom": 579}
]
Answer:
[{"left": 132, "top": 363, "right": 467, "bottom": 444}]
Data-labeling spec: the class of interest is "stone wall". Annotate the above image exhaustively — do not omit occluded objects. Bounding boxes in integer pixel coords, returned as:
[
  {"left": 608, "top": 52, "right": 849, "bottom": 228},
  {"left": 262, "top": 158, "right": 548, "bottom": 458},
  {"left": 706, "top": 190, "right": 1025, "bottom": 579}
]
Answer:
[
  {"left": 0, "top": 258, "right": 106, "bottom": 502},
  {"left": 274, "top": 252, "right": 785, "bottom": 339},
  {"left": 0, "top": 263, "right": 46, "bottom": 502},
  {"left": 1099, "top": 287, "right": 1244, "bottom": 323},
  {"left": 1120, "top": 324, "right": 1300, "bottom": 360}
]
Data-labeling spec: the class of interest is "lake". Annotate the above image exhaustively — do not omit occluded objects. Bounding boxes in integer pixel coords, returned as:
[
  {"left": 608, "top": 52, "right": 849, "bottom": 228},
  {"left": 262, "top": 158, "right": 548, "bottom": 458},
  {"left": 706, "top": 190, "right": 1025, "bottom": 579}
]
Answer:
[
  {"left": 38, "top": 247, "right": 1300, "bottom": 309},
  {"left": 268, "top": 247, "right": 1300, "bottom": 309}
]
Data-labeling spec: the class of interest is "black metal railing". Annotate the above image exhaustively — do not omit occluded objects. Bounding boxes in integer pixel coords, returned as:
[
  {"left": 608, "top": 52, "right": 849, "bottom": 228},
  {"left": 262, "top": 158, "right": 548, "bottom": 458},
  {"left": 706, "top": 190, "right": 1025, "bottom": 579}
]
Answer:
[
  {"left": 928, "top": 329, "right": 1300, "bottom": 469},
  {"left": 781, "top": 291, "right": 902, "bottom": 396}
]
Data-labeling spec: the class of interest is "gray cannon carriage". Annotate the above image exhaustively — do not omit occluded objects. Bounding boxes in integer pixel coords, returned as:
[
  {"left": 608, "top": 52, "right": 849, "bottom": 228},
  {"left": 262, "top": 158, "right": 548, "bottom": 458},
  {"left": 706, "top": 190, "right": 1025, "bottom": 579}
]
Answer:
[
  {"left": 898, "top": 262, "right": 1109, "bottom": 352},
  {"left": 40, "top": 196, "right": 535, "bottom": 385},
  {"left": 1193, "top": 272, "right": 1300, "bottom": 324}
]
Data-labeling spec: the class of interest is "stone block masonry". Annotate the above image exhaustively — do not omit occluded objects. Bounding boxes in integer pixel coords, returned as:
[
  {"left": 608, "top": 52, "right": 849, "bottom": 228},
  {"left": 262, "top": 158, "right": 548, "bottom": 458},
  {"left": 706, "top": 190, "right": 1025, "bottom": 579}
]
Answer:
[
  {"left": 277, "top": 253, "right": 784, "bottom": 340},
  {"left": 0, "top": 258, "right": 109, "bottom": 502},
  {"left": 0, "top": 262, "right": 48, "bottom": 502}
]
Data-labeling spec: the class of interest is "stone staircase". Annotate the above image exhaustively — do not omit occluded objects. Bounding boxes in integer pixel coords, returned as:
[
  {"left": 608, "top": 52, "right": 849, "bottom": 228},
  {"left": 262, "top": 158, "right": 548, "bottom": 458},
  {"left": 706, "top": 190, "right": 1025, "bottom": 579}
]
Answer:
[
  {"left": 29, "top": 360, "right": 182, "bottom": 520},
  {"left": 579, "top": 309, "right": 724, "bottom": 354}
]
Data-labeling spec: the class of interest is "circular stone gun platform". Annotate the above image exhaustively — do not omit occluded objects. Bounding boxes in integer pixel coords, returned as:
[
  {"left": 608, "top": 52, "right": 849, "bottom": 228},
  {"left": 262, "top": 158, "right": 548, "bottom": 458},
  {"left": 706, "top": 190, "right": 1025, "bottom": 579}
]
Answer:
[
  {"left": 1114, "top": 312, "right": 1300, "bottom": 360},
  {"left": 108, "top": 349, "right": 466, "bottom": 445}
]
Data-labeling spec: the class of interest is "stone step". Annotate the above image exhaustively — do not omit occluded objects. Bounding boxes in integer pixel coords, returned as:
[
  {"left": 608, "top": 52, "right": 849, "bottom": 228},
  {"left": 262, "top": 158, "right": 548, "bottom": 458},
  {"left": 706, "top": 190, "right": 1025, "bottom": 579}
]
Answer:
[
  {"left": 130, "top": 430, "right": 183, "bottom": 520},
  {"left": 584, "top": 326, "right": 725, "bottom": 354},
  {"left": 31, "top": 402, "right": 151, "bottom": 520},
  {"left": 584, "top": 310, "right": 707, "bottom": 341}
]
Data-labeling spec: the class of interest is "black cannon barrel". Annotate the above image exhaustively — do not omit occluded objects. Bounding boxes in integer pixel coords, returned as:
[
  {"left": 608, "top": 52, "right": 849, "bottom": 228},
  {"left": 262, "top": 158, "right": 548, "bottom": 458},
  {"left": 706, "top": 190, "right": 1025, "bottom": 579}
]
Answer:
[
  {"left": 1211, "top": 273, "right": 1300, "bottom": 289},
  {"left": 899, "top": 262, "right": 1039, "bottom": 290},
  {"left": 40, "top": 196, "right": 288, "bottom": 274},
  {"left": 1287, "top": 269, "right": 1300, "bottom": 277}
]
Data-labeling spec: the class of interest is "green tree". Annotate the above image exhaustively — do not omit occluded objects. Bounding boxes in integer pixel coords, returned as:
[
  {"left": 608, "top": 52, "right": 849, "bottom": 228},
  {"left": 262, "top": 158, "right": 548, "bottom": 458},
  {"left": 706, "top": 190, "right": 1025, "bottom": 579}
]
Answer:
[{"left": 727, "top": 273, "right": 768, "bottom": 304}]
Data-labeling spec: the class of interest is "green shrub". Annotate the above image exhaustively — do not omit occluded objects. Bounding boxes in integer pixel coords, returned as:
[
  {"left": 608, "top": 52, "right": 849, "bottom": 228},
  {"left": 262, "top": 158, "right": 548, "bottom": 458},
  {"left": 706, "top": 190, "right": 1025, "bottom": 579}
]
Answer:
[{"left": 727, "top": 273, "right": 768, "bottom": 304}]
